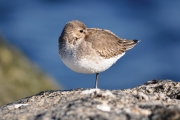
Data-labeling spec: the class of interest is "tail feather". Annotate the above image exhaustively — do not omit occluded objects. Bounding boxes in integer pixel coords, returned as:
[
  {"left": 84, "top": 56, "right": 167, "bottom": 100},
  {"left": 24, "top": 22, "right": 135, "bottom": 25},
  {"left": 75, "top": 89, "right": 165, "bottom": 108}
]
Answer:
[{"left": 121, "top": 39, "right": 140, "bottom": 50}]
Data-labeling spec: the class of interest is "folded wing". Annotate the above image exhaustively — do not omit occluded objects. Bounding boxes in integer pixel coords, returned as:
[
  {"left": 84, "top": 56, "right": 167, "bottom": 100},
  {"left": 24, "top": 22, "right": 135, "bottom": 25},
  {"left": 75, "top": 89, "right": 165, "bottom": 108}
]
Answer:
[{"left": 86, "top": 28, "right": 139, "bottom": 59}]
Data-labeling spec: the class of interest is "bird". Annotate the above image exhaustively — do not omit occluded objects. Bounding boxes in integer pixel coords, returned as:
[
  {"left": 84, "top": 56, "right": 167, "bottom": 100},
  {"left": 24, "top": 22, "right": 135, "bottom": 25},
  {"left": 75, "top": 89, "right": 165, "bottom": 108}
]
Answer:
[{"left": 58, "top": 20, "right": 139, "bottom": 89}]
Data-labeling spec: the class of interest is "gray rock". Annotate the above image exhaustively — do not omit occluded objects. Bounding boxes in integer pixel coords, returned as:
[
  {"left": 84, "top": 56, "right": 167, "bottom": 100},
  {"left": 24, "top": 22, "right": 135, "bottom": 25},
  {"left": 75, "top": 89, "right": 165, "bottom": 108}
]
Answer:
[{"left": 0, "top": 80, "right": 180, "bottom": 120}]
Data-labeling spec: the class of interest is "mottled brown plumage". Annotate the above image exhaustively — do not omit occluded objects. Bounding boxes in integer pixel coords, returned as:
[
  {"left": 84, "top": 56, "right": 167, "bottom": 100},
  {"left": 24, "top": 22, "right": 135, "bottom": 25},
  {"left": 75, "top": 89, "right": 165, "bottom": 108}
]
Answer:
[
  {"left": 85, "top": 28, "right": 138, "bottom": 58},
  {"left": 58, "top": 20, "right": 140, "bottom": 88}
]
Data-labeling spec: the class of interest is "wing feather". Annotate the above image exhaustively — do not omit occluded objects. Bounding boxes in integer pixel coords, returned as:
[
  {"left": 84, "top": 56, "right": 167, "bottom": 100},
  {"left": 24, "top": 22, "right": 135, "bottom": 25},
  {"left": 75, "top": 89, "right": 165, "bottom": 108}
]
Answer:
[{"left": 85, "top": 28, "right": 139, "bottom": 58}]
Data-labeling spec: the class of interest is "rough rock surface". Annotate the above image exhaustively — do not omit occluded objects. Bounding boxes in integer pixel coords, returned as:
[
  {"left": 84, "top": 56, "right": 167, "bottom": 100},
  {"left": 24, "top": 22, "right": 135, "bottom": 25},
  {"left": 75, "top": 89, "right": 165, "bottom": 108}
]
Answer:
[{"left": 0, "top": 80, "right": 180, "bottom": 120}]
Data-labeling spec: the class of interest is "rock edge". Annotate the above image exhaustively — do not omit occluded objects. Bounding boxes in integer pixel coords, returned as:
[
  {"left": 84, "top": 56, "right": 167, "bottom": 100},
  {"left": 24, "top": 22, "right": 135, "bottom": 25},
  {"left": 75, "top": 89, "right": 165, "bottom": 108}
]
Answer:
[{"left": 0, "top": 80, "right": 180, "bottom": 120}]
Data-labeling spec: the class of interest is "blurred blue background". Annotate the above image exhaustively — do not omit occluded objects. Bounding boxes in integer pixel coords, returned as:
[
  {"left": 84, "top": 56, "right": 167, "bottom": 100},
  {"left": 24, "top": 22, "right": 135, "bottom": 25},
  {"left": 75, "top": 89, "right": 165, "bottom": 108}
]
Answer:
[{"left": 0, "top": 0, "right": 180, "bottom": 89}]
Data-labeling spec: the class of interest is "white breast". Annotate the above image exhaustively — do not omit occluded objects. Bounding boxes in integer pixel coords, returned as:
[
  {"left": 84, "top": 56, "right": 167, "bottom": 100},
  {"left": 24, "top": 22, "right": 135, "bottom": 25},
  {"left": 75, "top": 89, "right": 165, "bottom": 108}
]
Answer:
[{"left": 60, "top": 50, "right": 125, "bottom": 74}]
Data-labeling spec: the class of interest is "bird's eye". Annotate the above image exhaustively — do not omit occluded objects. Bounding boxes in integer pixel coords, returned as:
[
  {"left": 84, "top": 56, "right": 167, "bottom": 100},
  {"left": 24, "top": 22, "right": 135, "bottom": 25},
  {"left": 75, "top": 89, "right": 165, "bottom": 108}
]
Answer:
[{"left": 79, "top": 30, "right": 83, "bottom": 33}]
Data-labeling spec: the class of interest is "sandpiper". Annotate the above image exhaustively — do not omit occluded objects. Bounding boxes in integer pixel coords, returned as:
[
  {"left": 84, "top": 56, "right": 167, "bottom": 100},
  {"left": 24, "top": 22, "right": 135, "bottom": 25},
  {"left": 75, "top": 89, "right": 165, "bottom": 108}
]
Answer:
[{"left": 59, "top": 20, "right": 139, "bottom": 88}]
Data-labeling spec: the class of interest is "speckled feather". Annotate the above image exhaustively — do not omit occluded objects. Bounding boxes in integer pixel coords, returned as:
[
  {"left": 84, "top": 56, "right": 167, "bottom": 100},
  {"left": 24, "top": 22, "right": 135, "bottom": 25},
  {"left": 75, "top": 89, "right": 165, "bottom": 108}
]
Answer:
[
  {"left": 58, "top": 20, "right": 139, "bottom": 74},
  {"left": 85, "top": 28, "right": 138, "bottom": 58}
]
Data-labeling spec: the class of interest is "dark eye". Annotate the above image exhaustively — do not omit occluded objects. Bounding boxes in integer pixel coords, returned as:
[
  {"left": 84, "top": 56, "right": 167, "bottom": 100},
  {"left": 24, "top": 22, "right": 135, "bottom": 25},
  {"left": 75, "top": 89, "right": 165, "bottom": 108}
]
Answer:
[{"left": 79, "top": 30, "right": 83, "bottom": 33}]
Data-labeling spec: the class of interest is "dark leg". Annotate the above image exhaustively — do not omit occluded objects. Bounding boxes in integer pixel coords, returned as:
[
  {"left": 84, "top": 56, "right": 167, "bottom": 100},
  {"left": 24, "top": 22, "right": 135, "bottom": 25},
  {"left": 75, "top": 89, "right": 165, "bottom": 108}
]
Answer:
[{"left": 95, "top": 73, "right": 99, "bottom": 89}]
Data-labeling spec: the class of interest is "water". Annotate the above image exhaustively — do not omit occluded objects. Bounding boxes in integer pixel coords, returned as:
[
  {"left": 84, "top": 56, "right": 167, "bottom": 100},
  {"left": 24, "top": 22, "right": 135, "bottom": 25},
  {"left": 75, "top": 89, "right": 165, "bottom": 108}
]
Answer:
[{"left": 0, "top": 0, "right": 180, "bottom": 89}]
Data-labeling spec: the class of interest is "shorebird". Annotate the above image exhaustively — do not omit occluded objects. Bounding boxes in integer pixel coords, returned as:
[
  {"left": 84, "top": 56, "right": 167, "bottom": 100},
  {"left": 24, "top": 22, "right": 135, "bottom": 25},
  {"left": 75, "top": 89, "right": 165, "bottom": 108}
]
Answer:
[{"left": 59, "top": 20, "right": 139, "bottom": 88}]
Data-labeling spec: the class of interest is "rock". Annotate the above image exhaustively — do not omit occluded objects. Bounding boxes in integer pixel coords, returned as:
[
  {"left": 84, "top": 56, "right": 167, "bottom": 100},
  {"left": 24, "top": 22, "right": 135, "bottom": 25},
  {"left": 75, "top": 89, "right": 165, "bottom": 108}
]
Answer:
[{"left": 0, "top": 80, "right": 180, "bottom": 120}]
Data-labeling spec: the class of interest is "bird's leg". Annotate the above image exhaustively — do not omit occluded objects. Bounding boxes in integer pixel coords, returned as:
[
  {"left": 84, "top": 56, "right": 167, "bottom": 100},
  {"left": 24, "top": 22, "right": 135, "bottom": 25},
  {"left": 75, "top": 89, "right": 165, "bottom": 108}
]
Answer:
[{"left": 95, "top": 73, "right": 99, "bottom": 89}]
